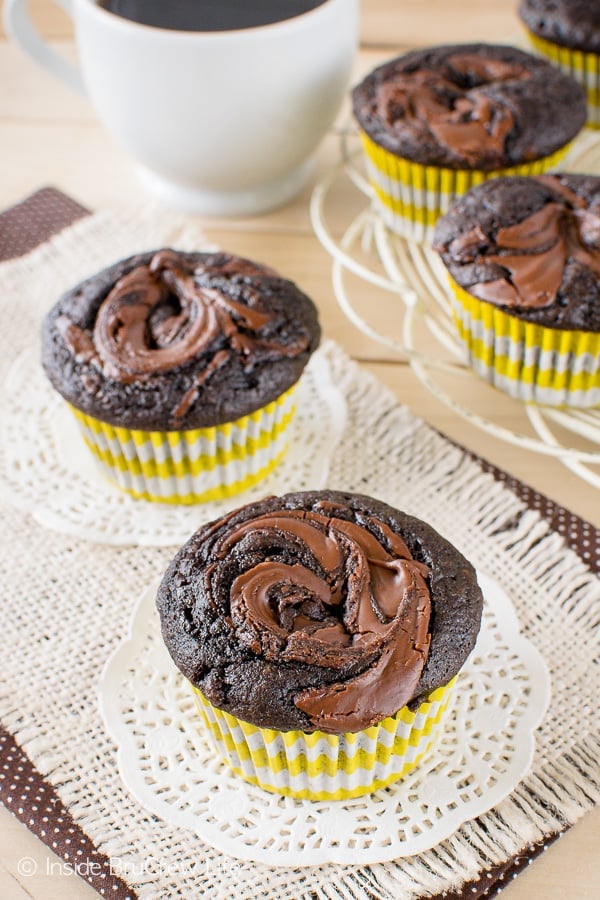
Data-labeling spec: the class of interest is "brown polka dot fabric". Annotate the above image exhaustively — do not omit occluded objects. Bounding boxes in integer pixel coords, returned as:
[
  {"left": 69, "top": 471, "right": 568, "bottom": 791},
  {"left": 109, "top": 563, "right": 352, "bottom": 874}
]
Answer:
[
  {"left": 0, "top": 188, "right": 88, "bottom": 263},
  {"left": 0, "top": 188, "right": 597, "bottom": 900},
  {"left": 474, "top": 462, "right": 600, "bottom": 576},
  {"left": 439, "top": 833, "right": 562, "bottom": 899},
  {"left": 0, "top": 729, "right": 134, "bottom": 899}
]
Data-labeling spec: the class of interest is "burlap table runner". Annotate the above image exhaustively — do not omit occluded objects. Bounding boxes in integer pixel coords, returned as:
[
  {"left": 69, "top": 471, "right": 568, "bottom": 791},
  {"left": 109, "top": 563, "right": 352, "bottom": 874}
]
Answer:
[{"left": 0, "top": 189, "right": 598, "bottom": 899}]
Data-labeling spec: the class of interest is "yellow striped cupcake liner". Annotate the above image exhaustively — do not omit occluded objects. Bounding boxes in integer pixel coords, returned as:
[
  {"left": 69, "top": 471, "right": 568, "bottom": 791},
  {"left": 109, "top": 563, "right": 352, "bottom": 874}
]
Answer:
[
  {"left": 192, "top": 678, "right": 456, "bottom": 800},
  {"left": 359, "top": 130, "right": 573, "bottom": 243},
  {"left": 524, "top": 30, "right": 600, "bottom": 129},
  {"left": 448, "top": 279, "right": 600, "bottom": 407},
  {"left": 68, "top": 384, "right": 297, "bottom": 504}
]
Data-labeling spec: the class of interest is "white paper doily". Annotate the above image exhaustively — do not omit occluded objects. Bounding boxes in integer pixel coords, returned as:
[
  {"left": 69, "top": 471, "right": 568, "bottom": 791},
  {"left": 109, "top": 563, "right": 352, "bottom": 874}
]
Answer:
[
  {"left": 100, "top": 571, "right": 550, "bottom": 867},
  {"left": 0, "top": 343, "right": 346, "bottom": 547}
]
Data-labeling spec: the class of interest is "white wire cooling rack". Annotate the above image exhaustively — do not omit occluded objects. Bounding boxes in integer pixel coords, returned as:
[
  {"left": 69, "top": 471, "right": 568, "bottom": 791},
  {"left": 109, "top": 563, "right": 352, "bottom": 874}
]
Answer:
[{"left": 311, "top": 127, "right": 600, "bottom": 488}]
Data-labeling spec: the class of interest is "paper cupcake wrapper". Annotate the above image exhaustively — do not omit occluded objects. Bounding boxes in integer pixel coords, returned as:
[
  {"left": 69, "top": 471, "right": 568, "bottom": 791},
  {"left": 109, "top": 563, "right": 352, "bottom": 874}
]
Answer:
[
  {"left": 448, "top": 279, "right": 600, "bottom": 407},
  {"left": 359, "top": 130, "right": 573, "bottom": 243},
  {"left": 68, "top": 385, "right": 297, "bottom": 504},
  {"left": 524, "top": 30, "right": 600, "bottom": 129},
  {"left": 192, "top": 679, "right": 456, "bottom": 801}
]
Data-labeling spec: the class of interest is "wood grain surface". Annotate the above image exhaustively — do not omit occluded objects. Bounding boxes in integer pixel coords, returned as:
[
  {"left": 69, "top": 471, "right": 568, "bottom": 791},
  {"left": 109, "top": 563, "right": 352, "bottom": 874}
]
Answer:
[{"left": 0, "top": 1, "right": 598, "bottom": 898}]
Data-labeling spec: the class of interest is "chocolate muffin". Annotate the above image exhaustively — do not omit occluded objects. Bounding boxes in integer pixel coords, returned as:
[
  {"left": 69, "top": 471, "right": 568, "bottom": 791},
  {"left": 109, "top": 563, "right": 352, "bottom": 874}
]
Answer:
[
  {"left": 519, "top": 1, "right": 600, "bottom": 127},
  {"left": 433, "top": 174, "right": 600, "bottom": 406},
  {"left": 157, "top": 490, "right": 483, "bottom": 798},
  {"left": 157, "top": 491, "right": 482, "bottom": 798},
  {"left": 352, "top": 43, "right": 585, "bottom": 171},
  {"left": 351, "top": 43, "right": 586, "bottom": 241},
  {"left": 42, "top": 249, "right": 320, "bottom": 431},
  {"left": 519, "top": 0, "right": 600, "bottom": 56},
  {"left": 158, "top": 489, "right": 482, "bottom": 730},
  {"left": 41, "top": 249, "right": 321, "bottom": 503}
]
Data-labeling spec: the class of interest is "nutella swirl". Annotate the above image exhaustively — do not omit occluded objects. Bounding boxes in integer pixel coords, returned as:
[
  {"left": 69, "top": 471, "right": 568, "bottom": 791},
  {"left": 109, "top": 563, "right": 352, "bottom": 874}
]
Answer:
[
  {"left": 43, "top": 249, "right": 320, "bottom": 431},
  {"left": 352, "top": 44, "right": 587, "bottom": 171},
  {"left": 57, "top": 250, "right": 304, "bottom": 385},
  {"left": 373, "top": 54, "right": 525, "bottom": 167},
  {"left": 442, "top": 176, "right": 600, "bottom": 309},
  {"left": 157, "top": 491, "right": 483, "bottom": 734},
  {"left": 212, "top": 505, "right": 431, "bottom": 732}
]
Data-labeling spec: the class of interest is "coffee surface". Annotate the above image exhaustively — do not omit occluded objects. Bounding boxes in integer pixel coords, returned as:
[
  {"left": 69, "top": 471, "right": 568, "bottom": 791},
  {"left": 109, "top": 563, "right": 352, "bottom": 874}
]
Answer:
[{"left": 98, "top": 0, "right": 328, "bottom": 31}]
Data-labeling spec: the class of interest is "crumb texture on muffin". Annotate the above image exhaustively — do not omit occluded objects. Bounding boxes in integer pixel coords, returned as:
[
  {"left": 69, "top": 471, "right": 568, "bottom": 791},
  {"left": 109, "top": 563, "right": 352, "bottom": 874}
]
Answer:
[
  {"left": 157, "top": 490, "right": 483, "bottom": 734},
  {"left": 42, "top": 249, "right": 320, "bottom": 431},
  {"left": 519, "top": 0, "right": 600, "bottom": 55},
  {"left": 352, "top": 43, "right": 587, "bottom": 170},
  {"left": 434, "top": 174, "right": 600, "bottom": 331}
]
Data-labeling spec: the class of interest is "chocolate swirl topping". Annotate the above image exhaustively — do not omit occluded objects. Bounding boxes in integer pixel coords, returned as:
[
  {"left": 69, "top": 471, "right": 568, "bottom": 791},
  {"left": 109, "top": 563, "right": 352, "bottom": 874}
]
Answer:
[
  {"left": 42, "top": 250, "right": 320, "bottom": 430},
  {"left": 216, "top": 505, "right": 431, "bottom": 732},
  {"left": 157, "top": 491, "right": 484, "bottom": 735},
  {"left": 352, "top": 44, "right": 587, "bottom": 171},
  {"left": 434, "top": 174, "right": 600, "bottom": 328},
  {"left": 371, "top": 54, "right": 526, "bottom": 167},
  {"left": 56, "top": 250, "right": 303, "bottom": 384}
]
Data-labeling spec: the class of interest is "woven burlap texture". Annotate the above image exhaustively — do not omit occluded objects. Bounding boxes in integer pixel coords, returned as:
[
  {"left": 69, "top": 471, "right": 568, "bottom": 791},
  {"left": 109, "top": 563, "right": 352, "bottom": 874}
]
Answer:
[{"left": 0, "top": 211, "right": 598, "bottom": 899}]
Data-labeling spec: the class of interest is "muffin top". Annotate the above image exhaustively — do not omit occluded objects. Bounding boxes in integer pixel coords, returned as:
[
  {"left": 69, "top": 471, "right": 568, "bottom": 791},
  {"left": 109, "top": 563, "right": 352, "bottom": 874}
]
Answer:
[
  {"left": 433, "top": 174, "right": 600, "bottom": 331},
  {"left": 519, "top": 0, "right": 600, "bottom": 55},
  {"left": 352, "top": 43, "right": 586, "bottom": 170},
  {"left": 42, "top": 249, "right": 320, "bottom": 431},
  {"left": 157, "top": 490, "right": 483, "bottom": 734}
]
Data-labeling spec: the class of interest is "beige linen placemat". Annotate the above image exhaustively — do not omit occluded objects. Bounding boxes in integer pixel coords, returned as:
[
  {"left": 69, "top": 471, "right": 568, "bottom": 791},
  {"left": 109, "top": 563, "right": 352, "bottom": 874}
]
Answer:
[{"left": 0, "top": 190, "right": 598, "bottom": 900}]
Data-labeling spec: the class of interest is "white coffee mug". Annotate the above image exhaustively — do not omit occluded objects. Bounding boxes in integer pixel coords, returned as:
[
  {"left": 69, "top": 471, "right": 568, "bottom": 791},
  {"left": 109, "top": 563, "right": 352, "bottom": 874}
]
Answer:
[{"left": 5, "top": 0, "right": 358, "bottom": 215}]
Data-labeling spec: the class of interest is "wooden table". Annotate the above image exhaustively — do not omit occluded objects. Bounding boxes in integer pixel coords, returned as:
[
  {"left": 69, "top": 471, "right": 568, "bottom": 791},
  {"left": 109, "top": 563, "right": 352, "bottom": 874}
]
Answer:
[{"left": 1, "top": 2, "right": 598, "bottom": 897}]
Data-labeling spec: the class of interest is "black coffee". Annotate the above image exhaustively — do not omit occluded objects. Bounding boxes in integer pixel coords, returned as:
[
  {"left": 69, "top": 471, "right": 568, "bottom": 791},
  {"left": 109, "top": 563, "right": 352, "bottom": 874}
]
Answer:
[{"left": 98, "top": 0, "right": 328, "bottom": 32}]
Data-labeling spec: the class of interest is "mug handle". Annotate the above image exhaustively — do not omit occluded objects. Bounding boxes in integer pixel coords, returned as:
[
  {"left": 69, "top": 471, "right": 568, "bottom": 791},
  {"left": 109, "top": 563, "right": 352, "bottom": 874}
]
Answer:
[{"left": 3, "top": 0, "right": 85, "bottom": 95}]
